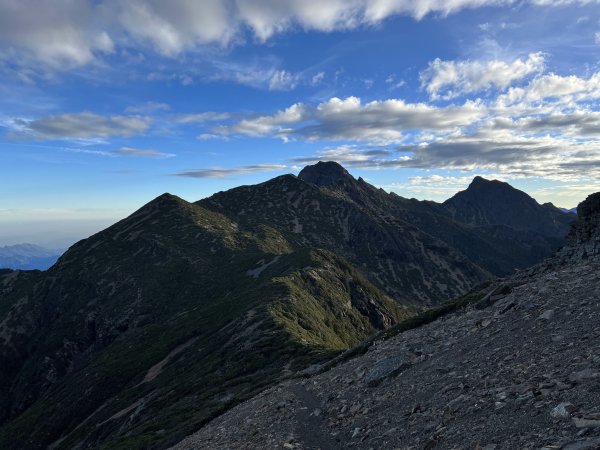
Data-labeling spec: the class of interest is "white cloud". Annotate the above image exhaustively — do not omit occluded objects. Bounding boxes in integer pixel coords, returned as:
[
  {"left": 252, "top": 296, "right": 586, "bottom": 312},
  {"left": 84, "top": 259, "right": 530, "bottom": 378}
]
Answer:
[
  {"left": 268, "top": 70, "right": 300, "bottom": 90},
  {"left": 175, "top": 112, "right": 231, "bottom": 123},
  {"left": 496, "top": 71, "right": 600, "bottom": 106},
  {"left": 115, "top": 0, "right": 232, "bottom": 57},
  {"left": 421, "top": 53, "right": 545, "bottom": 100},
  {"left": 0, "top": 0, "right": 98, "bottom": 68},
  {"left": 1, "top": 0, "right": 597, "bottom": 69},
  {"left": 223, "top": 102, "right": 309, "bottom": 137},
  {"left": 595, "top": 31, "right": 600, "bottom": 44},
  {"left": 208, "top": 64, "right": 600, "bottom": 183},
  {"left": 16, "top": 112, "right": 152, "bottom": 139},
  {"left": 219, "top": 96, "right": 485, "bottom": 144},
  {"left": 311, "top": 71, "right": 325, "bottom": 85}
]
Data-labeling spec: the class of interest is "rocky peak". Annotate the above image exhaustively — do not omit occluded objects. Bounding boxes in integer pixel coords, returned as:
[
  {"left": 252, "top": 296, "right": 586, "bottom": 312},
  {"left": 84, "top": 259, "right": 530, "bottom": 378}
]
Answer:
[
  {"left": 298, "top": 161, "right": 354, "bottom": 187},
  {"left": 466, "top": 176, "right": 515, "bottom": 194},
  {"left": 443, "top": 176, "right": 574, "bottom": 237},
  {"left": 577, "top": 192, "right": 600, "bottom": 219},
  {"left": 559, "top": 192, "right": 600, "bottom": 261}
]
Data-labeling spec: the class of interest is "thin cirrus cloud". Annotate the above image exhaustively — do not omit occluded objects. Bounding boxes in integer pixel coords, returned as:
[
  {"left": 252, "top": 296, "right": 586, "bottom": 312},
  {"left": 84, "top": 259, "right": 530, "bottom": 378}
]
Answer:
[
  {"left": 14, "top": 112, "right": 152, "bottom": 140},
  {"left": 1, "top": 0, "right": 599, "bottom": 69},
  {"left": 173, "top": 164, "right": 289, "bottom": 178},
  {"left": 115, "top": 147, "right": 174, "bottom": 158}
]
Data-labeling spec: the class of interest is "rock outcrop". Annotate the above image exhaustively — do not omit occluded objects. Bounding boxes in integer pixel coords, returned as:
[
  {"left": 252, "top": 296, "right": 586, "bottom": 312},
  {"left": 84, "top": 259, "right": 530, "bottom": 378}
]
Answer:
[{"left": 559, "top": 192, "right": 600, "bottom": 262}]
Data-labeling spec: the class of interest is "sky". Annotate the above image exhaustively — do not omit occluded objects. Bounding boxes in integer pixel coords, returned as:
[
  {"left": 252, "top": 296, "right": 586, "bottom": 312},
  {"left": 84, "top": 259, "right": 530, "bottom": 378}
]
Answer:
[{"left": 1, "top": 0, "right": 599, "bottom": 249}]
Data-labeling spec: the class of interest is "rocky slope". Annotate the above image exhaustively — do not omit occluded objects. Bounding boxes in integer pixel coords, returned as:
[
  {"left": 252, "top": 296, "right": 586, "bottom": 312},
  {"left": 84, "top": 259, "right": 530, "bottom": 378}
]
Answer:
[
  {"left": 173, "top": 191, "right": 600, "bottom": 450},
  {"left": 0, "top": 162, "right": 577, "bottom": 449}
]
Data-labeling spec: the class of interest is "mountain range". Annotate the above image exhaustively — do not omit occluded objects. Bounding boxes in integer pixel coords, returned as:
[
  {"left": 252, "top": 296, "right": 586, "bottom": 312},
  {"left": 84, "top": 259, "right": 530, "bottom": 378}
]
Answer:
[
  {"left": 0, "top": 244, "right": 62, "bottom": 271},
  {"left": 175, "top": 191, "right": 600, "bottom": 450},
  {"left": 0, "top": 162, "right": 578, "bottom": 449}
]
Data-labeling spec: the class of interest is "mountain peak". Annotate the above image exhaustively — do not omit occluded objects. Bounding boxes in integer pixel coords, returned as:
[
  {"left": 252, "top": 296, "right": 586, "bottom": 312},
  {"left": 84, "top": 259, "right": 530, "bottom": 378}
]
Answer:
[
  {"left": 298, "top": 161, "right": 353, "bottom": 187},
  {"left": 467, "top": 176, "right": 508, "bottom": 190},
  {"left": 444, "top": 176, "right": 574, "bottom": 237}
]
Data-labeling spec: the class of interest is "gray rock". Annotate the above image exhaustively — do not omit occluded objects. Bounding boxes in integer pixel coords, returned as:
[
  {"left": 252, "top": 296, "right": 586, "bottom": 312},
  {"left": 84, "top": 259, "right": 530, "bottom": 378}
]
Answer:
[
  {"left": 573, "top": 417, "right": 600, "bottom": 428},
  {"left": 550, "top": 402, "right": 575, "bottom": 420},
  {"left": 364, "top": 355, "right": 411, "bottom": 387},
  {"left": 539, "top": 310, "right": 555, "bottom": 320},
  {"left": 570, "top": 368, "right": 600, "bottom": 383},
  {"left": 562, "top": 438, "right": 600, "bottom": 450}
]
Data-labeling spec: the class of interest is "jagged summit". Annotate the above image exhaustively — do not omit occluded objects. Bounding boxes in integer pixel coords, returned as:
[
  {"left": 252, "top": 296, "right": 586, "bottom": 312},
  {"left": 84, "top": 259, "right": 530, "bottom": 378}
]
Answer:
[{"left": 298, "top": 161, "right": 354, "bottom": 187}]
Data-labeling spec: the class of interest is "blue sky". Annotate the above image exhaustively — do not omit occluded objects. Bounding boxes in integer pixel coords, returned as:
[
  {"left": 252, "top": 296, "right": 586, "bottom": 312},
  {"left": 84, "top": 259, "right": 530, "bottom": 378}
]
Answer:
[{"left": 1, "top": 0, "right": 599, "bottom": 248}]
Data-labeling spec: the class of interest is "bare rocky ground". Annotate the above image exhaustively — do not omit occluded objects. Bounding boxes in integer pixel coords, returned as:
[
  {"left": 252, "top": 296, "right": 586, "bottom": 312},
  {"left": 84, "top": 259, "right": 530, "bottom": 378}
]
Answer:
[{"left": 173, "top": 193, "right": 600, "bottom": 450}]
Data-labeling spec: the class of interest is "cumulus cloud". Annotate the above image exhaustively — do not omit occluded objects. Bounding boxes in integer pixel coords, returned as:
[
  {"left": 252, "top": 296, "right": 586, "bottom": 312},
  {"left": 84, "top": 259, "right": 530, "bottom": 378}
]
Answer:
[
  {"left": 173, "top": 163, "right": 288, "bottom": 178},
  {"left": 219, "top": 96, "right": 485, "bottom": 144},
  {"left": 115, "top": 146, "right": 174, "bottom": 158},
  {"left": 496, "top": 71, "right": 600, "bottom": 106},
  {"left": 16, "top": 112, "right": 152, "bottom": 139},
  {"left": 0, "top": 0, "right": 597, "bottom": 69},
  {"left": 421, "top": 53, "right": 545, "bottom": 100}
]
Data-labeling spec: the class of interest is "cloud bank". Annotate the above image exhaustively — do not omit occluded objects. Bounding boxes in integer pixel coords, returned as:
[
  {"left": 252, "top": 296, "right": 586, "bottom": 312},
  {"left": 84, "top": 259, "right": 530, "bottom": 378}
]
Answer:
[{"left": 1, "top": 0, "right": 598, "bottom": 68}]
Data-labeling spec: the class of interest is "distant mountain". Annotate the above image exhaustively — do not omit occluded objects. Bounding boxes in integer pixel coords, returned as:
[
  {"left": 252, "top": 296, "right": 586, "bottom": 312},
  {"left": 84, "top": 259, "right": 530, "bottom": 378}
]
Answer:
[
  {"left": 297, "top": 162, "right": 574, "bottom": 276},
  {"left": 0, "top": 162, "right": 577, "bottom": 449},
  {"left": 0, "top": 244, "right": 61, "bottom": 270},
  {"left": 559, "top": 207, "right": 578, "bottom": 214},
  {"left": 443, "top": 176, "right": 573, "bottom": 237}
]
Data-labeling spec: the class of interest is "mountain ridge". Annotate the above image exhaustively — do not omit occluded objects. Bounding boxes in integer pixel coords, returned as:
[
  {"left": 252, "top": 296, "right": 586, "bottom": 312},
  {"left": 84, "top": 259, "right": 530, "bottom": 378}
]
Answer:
[
  {"left": 172, "top": 186, "right": 600, "bottom": 450},
  {"left": 0, "top": 162, "right": 580, "bottom": 449}
]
